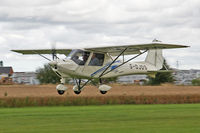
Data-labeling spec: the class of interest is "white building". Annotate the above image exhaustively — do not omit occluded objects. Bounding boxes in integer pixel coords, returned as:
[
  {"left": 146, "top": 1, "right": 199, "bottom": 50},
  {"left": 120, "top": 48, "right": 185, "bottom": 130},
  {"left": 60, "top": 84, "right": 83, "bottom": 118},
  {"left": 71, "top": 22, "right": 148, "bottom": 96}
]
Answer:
[
  {"left": 118, "top": 75, "right": 147, "bottom": 84},
  {"left": 196, "top": 71, "right": 200, "bottom": 78},
  {"left": 12, "top": 72, "right": 40, "bottom": 85},
  {"left": 173, "top": 69, "right": 200, "bottom": 85},
  {"left": 117, "top": 69, "right": 200, "bottom": 85}
]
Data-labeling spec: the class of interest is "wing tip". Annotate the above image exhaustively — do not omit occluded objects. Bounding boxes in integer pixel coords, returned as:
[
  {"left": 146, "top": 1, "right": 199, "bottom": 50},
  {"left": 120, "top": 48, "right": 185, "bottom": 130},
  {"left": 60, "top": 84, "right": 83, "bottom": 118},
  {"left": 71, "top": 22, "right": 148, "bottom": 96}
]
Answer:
[
  {"left": 154, "top": 42, "right": 190, "bottom": 49},
  {"left": 11, "top": 50, "right": 18, "bottom": 52},
  {"left": 177, "top": 45, "right": 190, "bottom": 48}
]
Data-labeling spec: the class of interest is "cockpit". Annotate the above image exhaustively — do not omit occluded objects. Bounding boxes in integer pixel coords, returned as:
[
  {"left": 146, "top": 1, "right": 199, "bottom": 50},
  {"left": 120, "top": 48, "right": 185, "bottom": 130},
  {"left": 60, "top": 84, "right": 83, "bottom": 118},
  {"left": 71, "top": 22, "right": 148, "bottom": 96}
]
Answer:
[
  {"left": 67, "top": 49, "right": 105, "bottom": 66},
  {"left": 67, "top": 49, "right": 90, "bottom": 65}
]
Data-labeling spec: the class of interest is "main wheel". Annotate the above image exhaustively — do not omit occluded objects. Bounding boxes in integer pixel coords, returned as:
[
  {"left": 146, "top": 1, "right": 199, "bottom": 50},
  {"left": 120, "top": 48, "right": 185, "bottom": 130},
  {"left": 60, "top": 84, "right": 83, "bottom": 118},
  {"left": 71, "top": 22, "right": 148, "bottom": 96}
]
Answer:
[
  {"left": 74, "top": 91, "right": 81, "bottom": 95},
  {"left": 57, "top": 90, "right": 65, "bottom": 95},
  {"left": 100, "top": 90, "right": 107, "bottom": 94}
]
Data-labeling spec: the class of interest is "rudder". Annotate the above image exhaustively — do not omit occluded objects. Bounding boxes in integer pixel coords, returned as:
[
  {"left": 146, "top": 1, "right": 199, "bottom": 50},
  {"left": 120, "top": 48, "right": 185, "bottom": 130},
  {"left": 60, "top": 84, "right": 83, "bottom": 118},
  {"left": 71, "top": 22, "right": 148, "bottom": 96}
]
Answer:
[{"left": 145, "top": 49, "right": 164, "bottom": 70}]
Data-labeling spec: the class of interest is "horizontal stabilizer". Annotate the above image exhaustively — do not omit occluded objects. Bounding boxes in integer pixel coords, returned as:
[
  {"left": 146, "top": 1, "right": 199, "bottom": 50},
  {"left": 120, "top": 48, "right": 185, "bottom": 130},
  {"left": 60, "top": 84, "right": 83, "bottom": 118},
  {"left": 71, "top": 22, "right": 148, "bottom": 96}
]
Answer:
[
  {"left": 147, "top": 70, "right": 174, "bottom": 78},
  {"left": 148, "top": 70, "right": 174, "bottom": 73}
]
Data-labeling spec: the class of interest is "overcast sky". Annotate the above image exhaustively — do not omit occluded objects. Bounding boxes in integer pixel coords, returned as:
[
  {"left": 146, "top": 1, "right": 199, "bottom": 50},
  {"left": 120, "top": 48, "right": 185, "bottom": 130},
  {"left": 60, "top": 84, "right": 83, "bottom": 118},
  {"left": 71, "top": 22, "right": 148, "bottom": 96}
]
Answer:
[{"left": 0, "top": 0, "right": 199, "bottom": 72}]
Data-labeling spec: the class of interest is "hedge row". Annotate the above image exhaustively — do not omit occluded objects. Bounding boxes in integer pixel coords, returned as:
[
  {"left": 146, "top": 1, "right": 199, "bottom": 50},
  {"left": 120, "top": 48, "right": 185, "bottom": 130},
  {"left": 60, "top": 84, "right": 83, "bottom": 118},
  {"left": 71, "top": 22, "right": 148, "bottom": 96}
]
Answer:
[{"left": 1, "top": 95, "right": 200, "bottom": 107}]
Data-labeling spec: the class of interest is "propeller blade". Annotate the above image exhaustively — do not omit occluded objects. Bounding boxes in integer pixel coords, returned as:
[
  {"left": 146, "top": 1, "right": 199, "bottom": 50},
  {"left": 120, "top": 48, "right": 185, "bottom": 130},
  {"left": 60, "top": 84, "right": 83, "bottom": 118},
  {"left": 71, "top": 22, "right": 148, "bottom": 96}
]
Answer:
[{"left": 51, "top": 42, "right": 59, "bottom": 60}]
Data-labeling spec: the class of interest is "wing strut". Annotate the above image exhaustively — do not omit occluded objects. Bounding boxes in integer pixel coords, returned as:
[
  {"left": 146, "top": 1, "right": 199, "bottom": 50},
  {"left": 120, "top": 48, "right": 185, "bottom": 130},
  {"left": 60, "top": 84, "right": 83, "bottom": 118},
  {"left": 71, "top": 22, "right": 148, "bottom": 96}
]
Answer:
[
  {"left": 32, "top": 51, "right": 51, "bottom": 61},
  {"left": 98, "top": 48, "right": 128, "bottom": 78},
  {"left": 74, "top": 48, "right": 128, "bottom": 91},
  {"left": 98, "top": 49, "right": 148, "bottom": 78}
]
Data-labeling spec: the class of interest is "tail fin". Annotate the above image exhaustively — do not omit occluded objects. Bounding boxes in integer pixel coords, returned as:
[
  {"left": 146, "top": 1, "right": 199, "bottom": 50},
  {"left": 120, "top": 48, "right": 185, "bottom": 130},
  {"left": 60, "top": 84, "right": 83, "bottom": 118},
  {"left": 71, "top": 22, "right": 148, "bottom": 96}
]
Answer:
[{"left": 145, "top": 49, "right": 164, "bottom": 70}]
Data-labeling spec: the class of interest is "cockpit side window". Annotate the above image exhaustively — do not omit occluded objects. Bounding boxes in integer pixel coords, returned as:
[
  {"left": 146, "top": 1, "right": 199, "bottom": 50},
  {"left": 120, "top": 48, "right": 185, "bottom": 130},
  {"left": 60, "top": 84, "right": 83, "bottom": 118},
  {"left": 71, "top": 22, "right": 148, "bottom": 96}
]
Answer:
[
  {"left": 69, "top": 50, "right": 90, "bottom": 65},
  {"left": 89, "top": 53, "right": 104, "bottom": 66}
]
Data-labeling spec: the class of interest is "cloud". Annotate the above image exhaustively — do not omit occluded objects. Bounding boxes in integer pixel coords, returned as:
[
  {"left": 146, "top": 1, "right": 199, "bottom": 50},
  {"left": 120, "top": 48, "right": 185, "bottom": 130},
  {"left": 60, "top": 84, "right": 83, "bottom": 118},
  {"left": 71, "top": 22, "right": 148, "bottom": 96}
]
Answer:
[{"left": 0, "top": 0, "right": 199, "bottom": 71}]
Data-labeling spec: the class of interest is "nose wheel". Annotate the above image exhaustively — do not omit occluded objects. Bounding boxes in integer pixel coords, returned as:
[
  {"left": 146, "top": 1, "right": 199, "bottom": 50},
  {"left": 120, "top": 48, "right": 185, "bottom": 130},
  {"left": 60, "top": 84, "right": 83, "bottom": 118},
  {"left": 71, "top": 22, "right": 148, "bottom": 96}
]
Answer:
[
  {"left": 56, "top": 83, "right": 67, "bottom": 95},
  {"left": 100, "top": 90, "right": 107, "bottom": 94}
]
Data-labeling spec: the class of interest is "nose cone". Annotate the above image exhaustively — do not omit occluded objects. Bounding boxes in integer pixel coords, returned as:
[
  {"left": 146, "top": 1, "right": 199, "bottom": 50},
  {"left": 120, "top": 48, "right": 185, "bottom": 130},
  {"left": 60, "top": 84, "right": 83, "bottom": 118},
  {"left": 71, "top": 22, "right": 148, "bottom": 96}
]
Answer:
[{"left": 48, "top": 60, "right": 57, "bottom": 67}]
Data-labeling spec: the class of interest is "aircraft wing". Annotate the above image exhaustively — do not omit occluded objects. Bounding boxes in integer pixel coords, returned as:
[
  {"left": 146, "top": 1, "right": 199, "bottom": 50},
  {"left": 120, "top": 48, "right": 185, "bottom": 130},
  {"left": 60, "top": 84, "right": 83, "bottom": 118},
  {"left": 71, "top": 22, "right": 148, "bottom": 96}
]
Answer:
[
  {"left": 11, "top": 49, "right": 72, "bottom": 56},
  {"left": 85, "top": 42, "right": 189, "bottom": 56}
]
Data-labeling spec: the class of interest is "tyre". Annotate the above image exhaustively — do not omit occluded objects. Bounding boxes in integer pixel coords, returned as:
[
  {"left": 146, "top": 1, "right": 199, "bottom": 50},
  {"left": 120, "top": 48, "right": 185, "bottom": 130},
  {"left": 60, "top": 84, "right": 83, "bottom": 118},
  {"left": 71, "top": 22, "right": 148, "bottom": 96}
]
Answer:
[
  {"left": 74, "top": 91, "right": 81, "bottom": 95},
  {"left": 57, "top": 90, "right": 65, "bottom": 95},
  {"left": 100, "top": 90, "right": 107, "bottom": 94}
]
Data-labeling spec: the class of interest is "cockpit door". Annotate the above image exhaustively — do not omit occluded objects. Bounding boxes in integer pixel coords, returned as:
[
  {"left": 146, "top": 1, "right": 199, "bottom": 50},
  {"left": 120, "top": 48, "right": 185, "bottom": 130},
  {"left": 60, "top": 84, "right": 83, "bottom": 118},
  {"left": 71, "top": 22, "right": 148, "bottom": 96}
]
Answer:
[{"left": 81, "top": 52, "right": 109, "bottom": 77}]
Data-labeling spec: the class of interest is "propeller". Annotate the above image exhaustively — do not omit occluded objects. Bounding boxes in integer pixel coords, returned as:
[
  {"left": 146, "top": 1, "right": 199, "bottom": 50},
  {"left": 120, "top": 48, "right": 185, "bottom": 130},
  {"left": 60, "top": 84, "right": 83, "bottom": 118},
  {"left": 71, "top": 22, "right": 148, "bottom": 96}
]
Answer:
[
  {"left": 51, "top": 42, "right": 59, "bottom": 60},
  {"left": 52, "top": 48, "right": 57, "bottom": 60},
  {"left": 48, "top": 42, "right": 59, "bottom": 69}
]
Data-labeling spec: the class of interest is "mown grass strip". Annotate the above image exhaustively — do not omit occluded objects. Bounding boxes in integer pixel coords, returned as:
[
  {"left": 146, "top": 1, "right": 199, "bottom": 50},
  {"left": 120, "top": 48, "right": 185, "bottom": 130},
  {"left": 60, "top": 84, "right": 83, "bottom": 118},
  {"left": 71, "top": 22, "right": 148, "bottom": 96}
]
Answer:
[{"left": 0, "top": 104, "right": 200, "bottom": 133}]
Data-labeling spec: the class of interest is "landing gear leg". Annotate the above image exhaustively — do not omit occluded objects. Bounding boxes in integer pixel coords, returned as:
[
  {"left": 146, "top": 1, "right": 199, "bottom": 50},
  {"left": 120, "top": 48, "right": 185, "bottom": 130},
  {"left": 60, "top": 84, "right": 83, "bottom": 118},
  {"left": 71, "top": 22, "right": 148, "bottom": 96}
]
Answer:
[
  {"left": 73, "top": 79, "right": 91, "bottom": 95},
  {"left": 73, "top": 79, "right": 82, "bottom": 95}
]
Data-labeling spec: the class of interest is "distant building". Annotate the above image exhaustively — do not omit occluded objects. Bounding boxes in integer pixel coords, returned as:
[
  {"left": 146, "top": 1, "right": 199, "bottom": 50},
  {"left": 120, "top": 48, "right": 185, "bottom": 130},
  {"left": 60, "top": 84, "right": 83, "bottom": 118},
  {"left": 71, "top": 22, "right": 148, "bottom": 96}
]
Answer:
[
  {"left": 118, "top": 75, "right": 148, "bottom": 84},
  {"left": 0, "top": 67, "right": 14, "bottom": 77},
  {"left": 196, "top": 71, "right": 200, "bottom": 78},
  {"left": 173, "top": 69, "right": 200, "bottom": 85},
  {"left": 12, "top": 72, "right": 40, "bottom": 85},
  {"left": 117, "top": 69, "right": 200, "bottom": 85},
  {"left": 0, "top": 66, "right": 14, "bottom": 84},
  {"left": 0, "top": 61, "right": 3, "bottom": 67}
]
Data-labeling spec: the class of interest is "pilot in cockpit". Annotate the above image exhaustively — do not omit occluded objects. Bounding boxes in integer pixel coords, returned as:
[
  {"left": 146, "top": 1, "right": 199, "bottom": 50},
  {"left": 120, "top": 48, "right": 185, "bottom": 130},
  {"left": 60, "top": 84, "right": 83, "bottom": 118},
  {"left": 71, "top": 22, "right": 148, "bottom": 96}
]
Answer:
[
  {"left": 72, "top": 55, "right": 82, "bottom": 64},
  {"left": 72, "top": 51, "right": 90, "bottom": 65},
  {"left": 89, "top": 53, "right": 100, "bottom": 66}
]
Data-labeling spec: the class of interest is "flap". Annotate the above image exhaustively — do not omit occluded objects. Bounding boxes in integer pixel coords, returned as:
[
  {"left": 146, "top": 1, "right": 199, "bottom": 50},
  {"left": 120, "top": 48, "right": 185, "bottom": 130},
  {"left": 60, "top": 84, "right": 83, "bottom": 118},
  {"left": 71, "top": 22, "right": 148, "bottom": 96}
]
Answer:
[{"left": 85, "top": 42, "right": 189, "bottom": 56}]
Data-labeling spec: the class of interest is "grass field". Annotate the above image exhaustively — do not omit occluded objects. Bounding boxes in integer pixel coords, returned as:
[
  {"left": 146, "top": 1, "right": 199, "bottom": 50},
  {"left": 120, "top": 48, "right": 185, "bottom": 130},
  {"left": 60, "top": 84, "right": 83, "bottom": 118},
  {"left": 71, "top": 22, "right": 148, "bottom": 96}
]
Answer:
[
  {"left": 1, "top": 84, "right": 200, "bottom": 98},
  {"left": 1, "top": 84, "right": 200, "bottom": 106},
  {"left": 1, "top": 104, "right": 200, "bottom": 133}
]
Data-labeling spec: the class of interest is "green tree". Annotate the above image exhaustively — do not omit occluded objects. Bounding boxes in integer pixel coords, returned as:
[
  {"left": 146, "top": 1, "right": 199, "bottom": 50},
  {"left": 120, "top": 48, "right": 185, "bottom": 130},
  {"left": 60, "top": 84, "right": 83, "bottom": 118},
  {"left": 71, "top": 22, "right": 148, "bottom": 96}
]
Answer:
[
  {"left": 192, "top": 78, "right": 200, "bottom": 86},
  {"left": 147, "top": 60, "right": 174, "bottom": 85},
  {"left": 36, "top": 64, "right": 60, "bottom": 84}
]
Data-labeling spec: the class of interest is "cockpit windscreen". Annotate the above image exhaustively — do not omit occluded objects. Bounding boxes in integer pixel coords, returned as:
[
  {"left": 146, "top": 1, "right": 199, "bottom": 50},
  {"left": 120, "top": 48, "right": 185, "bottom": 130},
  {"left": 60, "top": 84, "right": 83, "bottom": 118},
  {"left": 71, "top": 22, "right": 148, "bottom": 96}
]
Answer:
[{"left": 68, "top": 49, "right": 90, "bottom": 65}]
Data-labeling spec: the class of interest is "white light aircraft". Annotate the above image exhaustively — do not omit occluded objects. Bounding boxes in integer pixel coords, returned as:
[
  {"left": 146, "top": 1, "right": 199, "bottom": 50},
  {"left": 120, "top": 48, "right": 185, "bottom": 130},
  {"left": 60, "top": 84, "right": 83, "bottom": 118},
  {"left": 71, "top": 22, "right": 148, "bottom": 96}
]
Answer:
[{"left": 12, "top": 40, "right": 189, "bottom": 95}]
